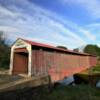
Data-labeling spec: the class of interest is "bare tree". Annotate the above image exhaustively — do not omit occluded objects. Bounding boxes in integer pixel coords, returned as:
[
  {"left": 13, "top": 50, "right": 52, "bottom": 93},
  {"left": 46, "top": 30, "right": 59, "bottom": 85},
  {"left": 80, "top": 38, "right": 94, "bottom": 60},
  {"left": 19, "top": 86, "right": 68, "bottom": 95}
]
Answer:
[
  {"left": 0, "top": 31, "right": 10, "bottom": 69},
  {"left": 0, "top": 31, "right": 6, "bottom": 44}
]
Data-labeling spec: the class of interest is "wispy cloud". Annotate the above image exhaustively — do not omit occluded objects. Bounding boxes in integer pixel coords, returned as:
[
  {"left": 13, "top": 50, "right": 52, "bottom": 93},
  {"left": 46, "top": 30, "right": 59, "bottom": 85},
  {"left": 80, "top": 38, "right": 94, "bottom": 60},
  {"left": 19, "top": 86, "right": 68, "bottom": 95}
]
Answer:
[
  {"left": 0, "top": 26, "right": 18, "bottom": 33},
  {"left": 61, "top": 0, "right": 100, "bottom": 19},
  {"left": 84, "top": 23, "right": 100, "bottom": 39},
  {"left": 60, "top": 20, "right": 96, "bottom": 41},
  {"left": 0, "top": 0, "right": 97, "bottom": 48}
]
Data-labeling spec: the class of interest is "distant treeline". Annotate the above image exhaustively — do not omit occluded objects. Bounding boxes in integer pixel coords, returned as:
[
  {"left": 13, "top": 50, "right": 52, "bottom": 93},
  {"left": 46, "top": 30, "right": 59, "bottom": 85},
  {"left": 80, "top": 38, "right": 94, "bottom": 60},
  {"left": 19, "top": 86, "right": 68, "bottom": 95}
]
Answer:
[
  {"left": 84, "top": 44, "right": 100, "bottom": 62},
  {"left": 84, "top": 45, "right": 100, "bottom": 56},
  {"left": 0, "top": 31, "right": 100, "bottom": 69},
  {"left": 0, "top": 32, "right": 10, "bottom": 69}
]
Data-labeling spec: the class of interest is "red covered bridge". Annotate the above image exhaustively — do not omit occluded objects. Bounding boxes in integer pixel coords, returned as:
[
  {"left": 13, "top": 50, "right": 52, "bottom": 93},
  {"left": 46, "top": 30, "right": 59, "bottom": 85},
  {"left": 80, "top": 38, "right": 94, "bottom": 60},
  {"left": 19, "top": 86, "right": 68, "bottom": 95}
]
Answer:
[{"left": 9, "top": 38, "right": 97, "bottom": 82}]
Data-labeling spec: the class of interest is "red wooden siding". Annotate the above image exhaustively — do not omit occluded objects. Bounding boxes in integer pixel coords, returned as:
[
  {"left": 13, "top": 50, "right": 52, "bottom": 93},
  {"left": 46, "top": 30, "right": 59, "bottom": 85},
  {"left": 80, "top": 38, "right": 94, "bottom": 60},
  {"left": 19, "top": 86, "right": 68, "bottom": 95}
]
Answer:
[
  {"left": 13, "top": 53, "right": 28, "bottom": 74},
  {"left": 89, "top": 56, "right": 97, "bottom": 67},
  {"left": 11, "top": 39, "right": 97, "bottom": 81},
  {"left": 14, "top": 48, "right": 28, "bottom": 53},
  {"left": 31, "top": 49, "right": 97, "bottom": 82},
  {"left": 13, "top": 48, "right": 28, "bottom": 74}
]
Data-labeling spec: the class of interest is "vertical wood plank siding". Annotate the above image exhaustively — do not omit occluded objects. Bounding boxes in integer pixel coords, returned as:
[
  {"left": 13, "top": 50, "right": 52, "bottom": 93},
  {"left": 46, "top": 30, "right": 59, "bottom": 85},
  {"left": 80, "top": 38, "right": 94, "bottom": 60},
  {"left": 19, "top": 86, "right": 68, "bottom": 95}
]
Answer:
[
  {"left": 89, "top": 56, "right": 97, "bottom": 67},
  {"left": 13, "top": 53, "right": 28, "bottom": 74},
  {"left": 31, "top": 49, "right": 97, "bottom": 82}
]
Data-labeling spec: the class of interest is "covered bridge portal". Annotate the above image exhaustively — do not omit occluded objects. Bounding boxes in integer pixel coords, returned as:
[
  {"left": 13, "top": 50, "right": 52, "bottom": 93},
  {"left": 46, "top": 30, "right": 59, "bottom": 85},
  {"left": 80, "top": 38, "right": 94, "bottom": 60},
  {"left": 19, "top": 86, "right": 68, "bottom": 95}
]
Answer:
[
  {"left": 9, "top": 38, "right": 97, "bottom": 82},
  {"left": 13, "top": 48, "right": 28, "bottom": 74}
]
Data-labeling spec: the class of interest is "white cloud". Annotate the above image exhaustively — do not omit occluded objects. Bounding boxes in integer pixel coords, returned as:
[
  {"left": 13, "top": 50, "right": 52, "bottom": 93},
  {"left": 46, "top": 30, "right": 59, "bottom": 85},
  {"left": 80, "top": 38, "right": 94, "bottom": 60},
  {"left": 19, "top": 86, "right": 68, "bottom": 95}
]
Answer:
[
  {"left": 61, "top": 0, "right": 100, "bottom": 19},
  {"left": 84, "top": 23, "right": 100, "bottom": 39},
  {"left": 0, "top": 0, "right": 89, "bottom": 49},
  {"left": 85, "top": 23, "right": 100, "bottom": 28},
  {"left": 78, "top": 28, "right": 96, "bottom": 40},
  {"left": 0, "top": 5, "right": 20, "bottom": 19},
  {"left": 59, "top": 19, "right": 96, "bottom": 41},
  {"left": 0, "top": 26, "right": 19, "bottom": 33}
]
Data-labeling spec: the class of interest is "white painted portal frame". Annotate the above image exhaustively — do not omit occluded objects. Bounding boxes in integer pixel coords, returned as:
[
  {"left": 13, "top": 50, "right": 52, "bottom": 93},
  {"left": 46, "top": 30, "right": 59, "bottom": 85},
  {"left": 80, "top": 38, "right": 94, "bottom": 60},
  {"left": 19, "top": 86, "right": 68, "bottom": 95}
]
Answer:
[{"left": 9, "top": 39, "right": 32, "bottom": 76}]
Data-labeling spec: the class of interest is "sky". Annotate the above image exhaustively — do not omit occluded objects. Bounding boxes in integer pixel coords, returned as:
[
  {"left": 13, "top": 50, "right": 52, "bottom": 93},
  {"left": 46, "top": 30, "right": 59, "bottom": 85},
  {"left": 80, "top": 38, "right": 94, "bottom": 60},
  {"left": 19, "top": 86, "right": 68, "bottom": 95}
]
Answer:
[{"left": 0, "top": 0, "right": 100, "bottom": 49}]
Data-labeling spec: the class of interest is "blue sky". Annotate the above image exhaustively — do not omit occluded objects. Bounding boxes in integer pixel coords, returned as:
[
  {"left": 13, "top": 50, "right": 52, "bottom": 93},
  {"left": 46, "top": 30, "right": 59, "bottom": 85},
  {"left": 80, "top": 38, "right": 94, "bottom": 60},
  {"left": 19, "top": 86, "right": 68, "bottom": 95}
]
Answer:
[{"left": 0, "top": 0, "right": 100, "bottom": 49}]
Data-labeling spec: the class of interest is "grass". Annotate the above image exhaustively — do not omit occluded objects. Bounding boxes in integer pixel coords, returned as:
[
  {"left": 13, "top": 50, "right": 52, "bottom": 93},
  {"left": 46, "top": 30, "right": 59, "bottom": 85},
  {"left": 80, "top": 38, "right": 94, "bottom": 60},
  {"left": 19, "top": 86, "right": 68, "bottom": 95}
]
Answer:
[
  {"left": 74, "top": 65, "right": 100, "bottom": 85},
  {"left": 78, "top": 65, "right": 100, "bottom": 75},
  {"left": 0, "top": 84, "right": 100, "bottom": 100},
  {"left": 92, "top": 65, "right": 100, "bottom": 73},
  {"left": 0, "top": 65, "right": 100, "bottom": 100}
]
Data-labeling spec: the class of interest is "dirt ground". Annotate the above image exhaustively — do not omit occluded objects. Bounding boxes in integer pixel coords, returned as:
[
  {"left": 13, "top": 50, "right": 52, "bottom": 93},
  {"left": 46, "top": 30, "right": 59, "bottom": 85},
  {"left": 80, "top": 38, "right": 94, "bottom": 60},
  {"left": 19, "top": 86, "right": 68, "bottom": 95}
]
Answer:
[{"left": 0, "top": 74, "right": 23, "bottom": 85}]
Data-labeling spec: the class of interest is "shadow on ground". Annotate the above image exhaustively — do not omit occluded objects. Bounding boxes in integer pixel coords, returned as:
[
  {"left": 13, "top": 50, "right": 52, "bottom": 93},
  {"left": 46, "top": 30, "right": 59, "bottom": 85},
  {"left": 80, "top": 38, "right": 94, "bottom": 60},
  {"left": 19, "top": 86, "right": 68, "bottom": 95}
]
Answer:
[{"left": 0, "top": 84, "right": 100, "bottom": 100}]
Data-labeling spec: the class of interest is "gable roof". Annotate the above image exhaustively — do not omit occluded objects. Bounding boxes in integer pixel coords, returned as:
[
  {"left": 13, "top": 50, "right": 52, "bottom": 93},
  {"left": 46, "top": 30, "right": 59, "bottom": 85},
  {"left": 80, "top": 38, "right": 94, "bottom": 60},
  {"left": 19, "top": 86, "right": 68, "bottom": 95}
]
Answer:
[{"left": 18, "top": 38, "right": 96, "bottom": 57}]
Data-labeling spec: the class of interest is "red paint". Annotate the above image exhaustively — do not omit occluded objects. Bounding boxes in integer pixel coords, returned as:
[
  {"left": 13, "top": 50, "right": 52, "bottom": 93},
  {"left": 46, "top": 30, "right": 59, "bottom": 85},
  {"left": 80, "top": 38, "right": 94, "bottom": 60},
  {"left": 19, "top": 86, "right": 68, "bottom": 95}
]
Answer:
[
  {"left": 20, "top": 38, "right": 96, "bottom": 56},
  {"left": 13, "top": 52, "right": 28, "bottom": 74},
  {"left": 14, "top": 48, "right": 28, "bottom": 53},
  {"left": 12, "top": 39, "right": 97, "bottom": 83},
  {"left": 31, "top": 49, "right": 97, "bottom": 82}
]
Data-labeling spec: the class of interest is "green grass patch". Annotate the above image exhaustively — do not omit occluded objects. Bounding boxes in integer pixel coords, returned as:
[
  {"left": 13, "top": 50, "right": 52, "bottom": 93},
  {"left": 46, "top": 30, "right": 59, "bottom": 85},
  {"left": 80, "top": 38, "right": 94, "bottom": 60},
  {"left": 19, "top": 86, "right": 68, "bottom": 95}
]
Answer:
[
  {"left": 74, "top": 65, "right": 100, "bottom": 85},
  {"left": 92, "top": 65, "right": 100, "bottom": 73},
  {"left": 0, "top": 84, "right": 100, "bottom": 100}
]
